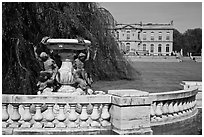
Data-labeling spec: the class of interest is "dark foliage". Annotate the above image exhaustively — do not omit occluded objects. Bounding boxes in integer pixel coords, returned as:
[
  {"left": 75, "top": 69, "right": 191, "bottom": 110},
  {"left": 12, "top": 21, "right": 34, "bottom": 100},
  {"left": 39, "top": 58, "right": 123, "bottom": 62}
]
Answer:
[
  {"left": 2, "top": 2, "right": 137, "bottom": 94},
  {"left": 173, "top": 28, "right": 202, "bottom": 56},
  {"left": 173, "top": 29, "right": 183, "bottom": 52}
]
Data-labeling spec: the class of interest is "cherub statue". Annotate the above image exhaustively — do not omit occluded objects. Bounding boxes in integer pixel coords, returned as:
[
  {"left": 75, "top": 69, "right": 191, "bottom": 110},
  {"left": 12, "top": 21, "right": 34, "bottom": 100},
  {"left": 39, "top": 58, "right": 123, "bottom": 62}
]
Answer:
[
  {"left": 73, "top": 52, "right": 93, "bottom": 94},
  {"left": 37, "top": 52, "right": 58, "bottom": 94}
]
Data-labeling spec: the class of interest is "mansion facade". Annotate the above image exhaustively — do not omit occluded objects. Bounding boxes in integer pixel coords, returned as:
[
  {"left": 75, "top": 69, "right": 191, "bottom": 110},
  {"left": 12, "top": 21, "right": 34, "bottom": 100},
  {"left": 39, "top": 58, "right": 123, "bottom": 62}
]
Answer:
[{"left": 115, "top": 21, "right": 174, "bottom": 56}]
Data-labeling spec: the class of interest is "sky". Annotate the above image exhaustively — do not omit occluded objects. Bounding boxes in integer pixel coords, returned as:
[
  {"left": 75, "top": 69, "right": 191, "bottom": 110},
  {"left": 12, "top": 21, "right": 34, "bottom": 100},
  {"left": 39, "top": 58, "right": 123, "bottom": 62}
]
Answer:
[{"left": 99, "top": 2, "right": 202, "bottom": 33}]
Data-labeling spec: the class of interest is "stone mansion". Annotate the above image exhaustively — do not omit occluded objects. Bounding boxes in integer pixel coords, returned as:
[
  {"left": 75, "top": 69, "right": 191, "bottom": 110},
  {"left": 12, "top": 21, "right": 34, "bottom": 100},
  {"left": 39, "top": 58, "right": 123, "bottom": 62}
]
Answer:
[{"left": 114, "top": 21, "right": 174, "bottom": 56}]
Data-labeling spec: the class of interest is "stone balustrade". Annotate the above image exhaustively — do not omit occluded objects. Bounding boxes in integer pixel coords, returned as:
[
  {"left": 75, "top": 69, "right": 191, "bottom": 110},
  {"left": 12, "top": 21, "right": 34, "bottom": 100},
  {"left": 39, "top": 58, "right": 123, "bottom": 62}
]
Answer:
[
  {"left": 149, "top": 87, "right": 198, "bottom": 126},
  {"left": 180, "top": 81, "right": 202, "bottom": 108},
  {"left": 2, "top": 86, "right": 199, "bottom": 135},
  {"left": 2, "top": 94, "right": 112, "bottom": 135}
]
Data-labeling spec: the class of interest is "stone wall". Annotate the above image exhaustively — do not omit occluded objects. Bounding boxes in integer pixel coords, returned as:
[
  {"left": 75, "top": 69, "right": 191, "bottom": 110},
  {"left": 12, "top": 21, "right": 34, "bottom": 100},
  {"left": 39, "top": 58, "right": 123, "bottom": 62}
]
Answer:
[{"left": 2, "top": 83, "right": 201, "bottom": 135}]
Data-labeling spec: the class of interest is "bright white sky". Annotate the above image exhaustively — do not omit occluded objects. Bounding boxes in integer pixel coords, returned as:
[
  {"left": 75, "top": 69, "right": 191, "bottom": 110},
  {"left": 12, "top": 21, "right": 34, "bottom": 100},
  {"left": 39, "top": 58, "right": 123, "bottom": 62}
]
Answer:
[{"left": 99, "top": 2, "right": 202, "bottom": 33}]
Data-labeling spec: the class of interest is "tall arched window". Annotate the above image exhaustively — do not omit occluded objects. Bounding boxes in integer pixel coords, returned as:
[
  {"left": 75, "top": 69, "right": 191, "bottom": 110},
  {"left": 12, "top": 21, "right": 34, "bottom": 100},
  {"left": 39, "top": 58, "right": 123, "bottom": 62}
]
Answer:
[
  {"left": 127, "top": 31, "right": 130, "bottom": 40},
  {"left": 158, "top": 44, "right": 162, "bottom": 52},
  {"left": 166, "top": 44, "right": 170, "bottom": 52},
  {"left": 143, "top": 44, "right": 146, "bottom": 51},
  {"left": 150, "top": 44, "right": 154, "bottom": 53},
  {"left": 126, "top": 43, "right": 130, "bottom": 52},
  {"left": 116, "top": 31, "right": 119, "bottom": 39}
]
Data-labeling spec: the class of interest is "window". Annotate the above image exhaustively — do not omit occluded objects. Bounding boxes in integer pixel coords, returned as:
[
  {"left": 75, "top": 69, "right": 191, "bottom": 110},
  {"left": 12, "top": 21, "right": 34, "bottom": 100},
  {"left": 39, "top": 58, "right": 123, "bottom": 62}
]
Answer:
[
  {"left": 150, "top": 44, "right": 154, "bottom": 53},
  {"left": 116, "top": 31, "right": 119, "bottom": 39},
  {"left": 158, "top": 32, "right": 162, "bottom": 40},
  {"left": 151, "top": 32, "right": 154, "bottom": 41},
  {"left": 143, "top": 44, "right": 146, "bottom": 51},
  {"left": 158, "top": 44, "right": 162, "bottom": 52},
  {"left": 143, "top": 32, "right": 146, "bottom": 40},
  {"left": 131, "top": 29, "right": 136, "bottom": 32},
  {"left": 127, "top": 31, "right": 130, "bottom": 40},
  {"left": 126, "top": 43, "right": 130, "bottom": 52},
  {"left": 166, "top": 32, "right": 170, "bottom": 40},
  {"left": 166, "top": 44, "right": 170, "bottom": 52}
]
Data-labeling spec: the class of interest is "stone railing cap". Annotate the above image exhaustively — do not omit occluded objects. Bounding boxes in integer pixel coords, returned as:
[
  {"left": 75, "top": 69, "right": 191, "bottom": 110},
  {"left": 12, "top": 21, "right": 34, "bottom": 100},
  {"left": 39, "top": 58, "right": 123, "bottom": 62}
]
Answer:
[
  {"left": 181, "top": 81, "right": 202, "bottom": 85},
  {"left": 108, "top": 89, "right": 149, "bottom": 97}
]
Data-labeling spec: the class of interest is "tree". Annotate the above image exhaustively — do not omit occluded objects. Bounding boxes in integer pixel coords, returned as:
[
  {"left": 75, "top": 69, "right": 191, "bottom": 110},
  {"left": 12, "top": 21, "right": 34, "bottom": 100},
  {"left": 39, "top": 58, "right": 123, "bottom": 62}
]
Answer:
[
  {"left": 173, "top": 29, "right": 183, "bottom": 52},
  {"left": 183, "top": 28, "right": 202, "bottom": 55},
  {"left": 173, "top": 28, "right": 202, "bottom": 56},
  {"left": 2, "top": 2, "right": 137, "bottom": 94}
]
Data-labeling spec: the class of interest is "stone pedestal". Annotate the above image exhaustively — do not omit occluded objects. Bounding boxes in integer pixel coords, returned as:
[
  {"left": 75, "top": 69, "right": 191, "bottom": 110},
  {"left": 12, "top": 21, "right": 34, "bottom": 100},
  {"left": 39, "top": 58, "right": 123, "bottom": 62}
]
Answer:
[{"left": 108, "top": 89, "right": 153, "bottom": 135}]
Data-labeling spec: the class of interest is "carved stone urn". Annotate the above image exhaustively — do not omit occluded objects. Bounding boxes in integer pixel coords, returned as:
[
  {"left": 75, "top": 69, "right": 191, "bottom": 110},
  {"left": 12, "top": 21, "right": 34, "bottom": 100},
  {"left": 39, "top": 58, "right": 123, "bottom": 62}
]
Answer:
[{"left": 45, "top": 38, "right": 91, "bottom": 94}]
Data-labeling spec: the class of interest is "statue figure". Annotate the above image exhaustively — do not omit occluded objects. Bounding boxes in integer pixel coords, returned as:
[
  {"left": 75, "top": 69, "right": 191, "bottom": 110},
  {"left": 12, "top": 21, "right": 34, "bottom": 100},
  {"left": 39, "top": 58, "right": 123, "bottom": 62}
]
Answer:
[
  {"left": 36, "top": 37, "right": 96, "bottom": 95},
  {"left": 37, "top": 52, "right": 58, "bottom": 94},
  {"left": 73, "top": 52, "right": 93, "bottom": 94}
]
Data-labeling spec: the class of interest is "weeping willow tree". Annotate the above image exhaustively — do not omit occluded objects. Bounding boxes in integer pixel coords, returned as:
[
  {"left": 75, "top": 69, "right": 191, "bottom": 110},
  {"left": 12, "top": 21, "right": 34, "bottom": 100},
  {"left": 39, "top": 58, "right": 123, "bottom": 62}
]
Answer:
[{"left": 2, "top": 2, "right": 138, "bottom": 95}]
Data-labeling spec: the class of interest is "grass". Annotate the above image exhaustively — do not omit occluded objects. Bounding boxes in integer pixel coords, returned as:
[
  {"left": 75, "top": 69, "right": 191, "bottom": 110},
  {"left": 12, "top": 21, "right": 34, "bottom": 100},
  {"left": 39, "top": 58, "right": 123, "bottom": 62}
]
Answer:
[{"left": 92, "top": 61, "right": 202, "bottom": 93}]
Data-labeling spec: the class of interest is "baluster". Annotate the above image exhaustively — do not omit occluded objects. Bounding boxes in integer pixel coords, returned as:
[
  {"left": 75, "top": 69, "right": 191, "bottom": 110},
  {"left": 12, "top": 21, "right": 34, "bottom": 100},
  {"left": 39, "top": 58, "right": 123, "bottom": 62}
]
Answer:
[
  {"left": 2, "top": 103, "right": 10, "bottom": 128},
  {"left": 86, "top": 103, "right": 93, "bottom": 125},
  {"left": 168, "top": 101, "right": 174, "bottom": 118},
  {"left": 79, "top": 104, "right": 89, "bottom": 127},
  {"left": 182, "top": 99, "right": 187, "bottom": 115},
  {"left": 173, "top": 101, "right": 179, "bottom": 117},
  {"left": 194, "top": 95, "right": 197, "bottom": 108},
  {"left": 191, "top": 99, "right": 194, "bottom": 110},
  {"left": 87, "top": 103, "right": 93, "bottom": 115},
  {"left": 44, "top": 103, "right": 55, "bottom": 128},
  {"left": 180, "top": 99, "right": 185, "bottom": 115},
  {"left": 185, "top": 98, "right": 190, "bottom": 114},
  {"left": 189, "top": 97, "right": 193, "bottom": 111},
  {"left": 56, "top": 103, "right": 66, "bottom": 128},
  {"left": 150, "top": 102, "right": 156, "bottom": 122},
  {"left": 192, "top": 97, "right": 197, "bottom": 110},
  {"left": 177, "top": 101, "right": 183, "bottom": 116},
  {"left": 68, "top": 104, "right": 78, "bottom": 128},
  {"left": 21, "top": 104, "right": 32, "bottom": 128},
  {"left": 155, "top": 102, "right": 163, "bottom": 121},
  {"left": 192, "top": 96, "right": 196, "bottom": 110},
  {"left": 188, "top": 97, "right": 193, "bottom": 112},
  {"left": 101, "top": 104, "right": 111, "bottom": 127},
  {"left": 76, "top": 103, "right": 82, "bottom": 114},
  {"left": 33, "top": 104, "right": 43, "bottom": 128},
  {"left": 186, "top": 98, "right": 190, "bottom": 114},
  {"left": 90, "top": 104, "right": 100, "bottom": 127},
  {"left": 162, "top": 101, "right": 168, "bottom": 120},
  {"left": 10, "top": 104, "right": 21, "bottom": 128}
]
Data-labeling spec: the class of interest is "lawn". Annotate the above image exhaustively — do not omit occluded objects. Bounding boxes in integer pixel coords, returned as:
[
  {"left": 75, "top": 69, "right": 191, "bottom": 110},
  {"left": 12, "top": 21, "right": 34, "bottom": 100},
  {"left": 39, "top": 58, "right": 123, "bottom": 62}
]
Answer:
[{"left": 92, "top": 61, "right": 202, "bottom": 93}]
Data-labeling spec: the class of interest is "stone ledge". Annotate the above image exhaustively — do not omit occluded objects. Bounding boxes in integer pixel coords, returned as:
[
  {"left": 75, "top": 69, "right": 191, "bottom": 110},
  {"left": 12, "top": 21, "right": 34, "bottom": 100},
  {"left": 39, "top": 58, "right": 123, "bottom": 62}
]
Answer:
[
  {"left": 111, "top": 96, "right": 150, "bottom": 106},
  {"left": 2, "top": 94, "right": 112, "bottom": 104},
  {"left": 112, "top": 127, "right": 153, "bottom": 135},
  {"left": 108, "top": 89, "right": 150, "bottom": 106},
  {"left": 181, "top": 81, "right": 202, "bottom": 91},
  {"left": 149, "top": 87, "right": 198, "bottom": 101},
  {"left": 108, "top": 89, "right": 149, "bottom": 97},
  {"left": 3, "top": 127, "right": 112, "bottom": 135}
]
